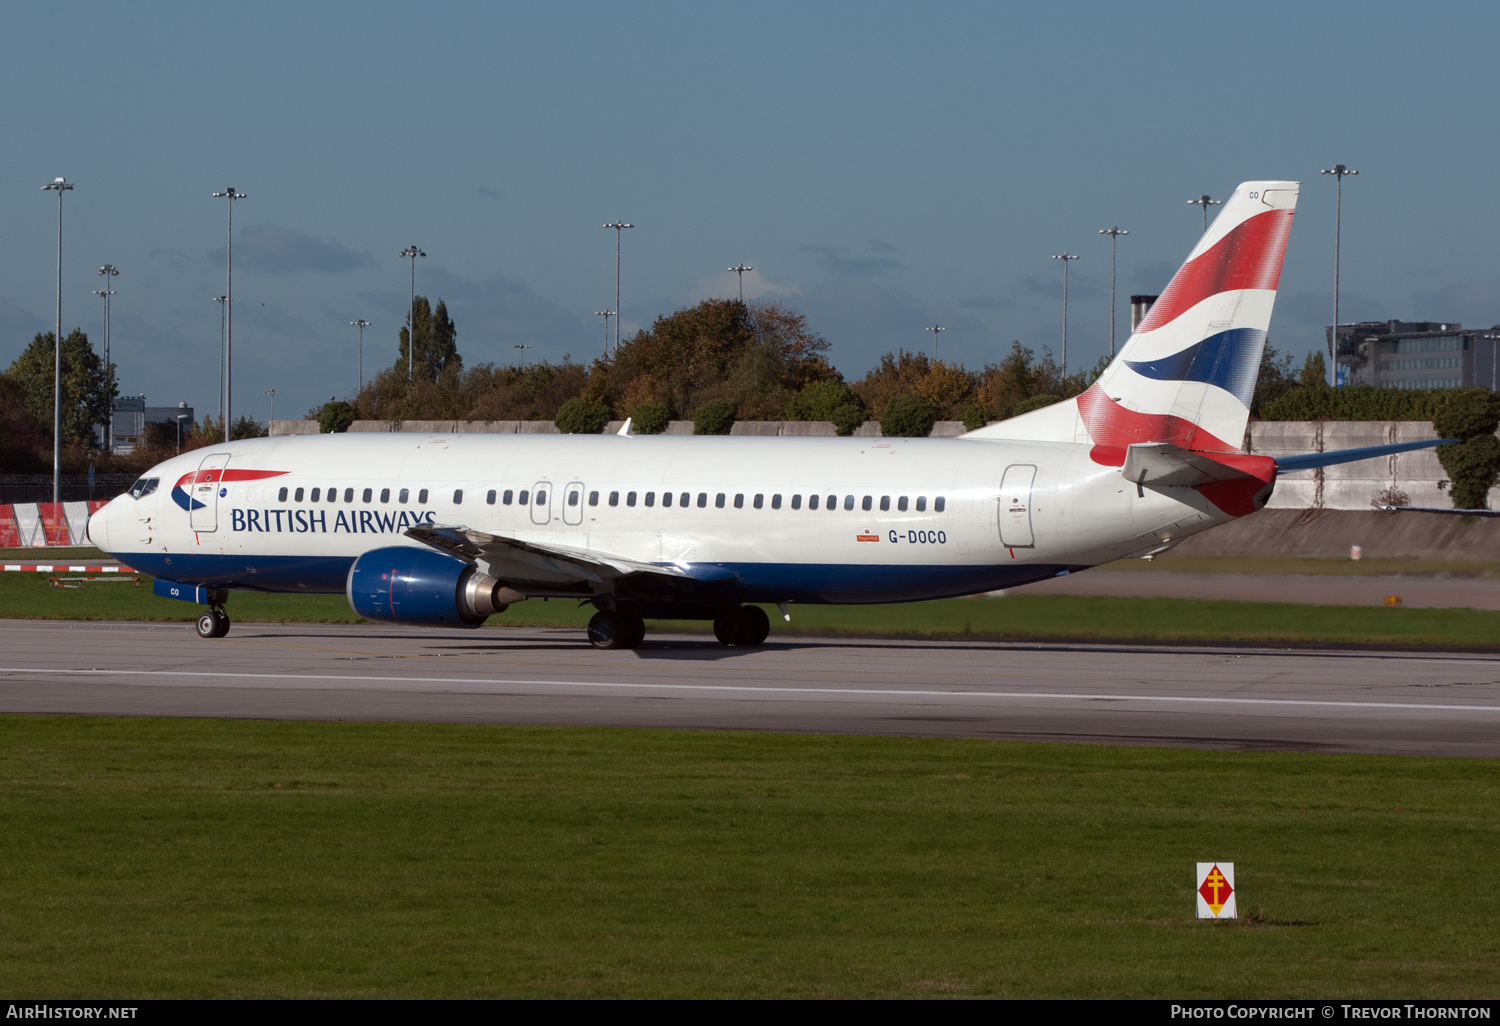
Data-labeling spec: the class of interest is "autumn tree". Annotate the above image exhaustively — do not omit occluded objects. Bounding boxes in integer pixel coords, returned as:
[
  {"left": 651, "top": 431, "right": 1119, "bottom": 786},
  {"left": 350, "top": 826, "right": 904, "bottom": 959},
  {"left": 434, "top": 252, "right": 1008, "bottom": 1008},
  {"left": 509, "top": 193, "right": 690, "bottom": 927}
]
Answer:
[
  {"left": 4, "top": 329, "right": 117, "bottom": 448},
  {"left": 396, "top": 296, "right": 461, "bottom": 383}
]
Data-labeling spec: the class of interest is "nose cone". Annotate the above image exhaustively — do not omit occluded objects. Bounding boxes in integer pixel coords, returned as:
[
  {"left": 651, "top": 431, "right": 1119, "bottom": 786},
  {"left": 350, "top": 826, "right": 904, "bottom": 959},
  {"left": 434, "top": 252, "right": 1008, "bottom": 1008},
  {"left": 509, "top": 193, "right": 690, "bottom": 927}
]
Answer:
[{"left": 87, "top": 496, "right": 118, "bottom": 553}]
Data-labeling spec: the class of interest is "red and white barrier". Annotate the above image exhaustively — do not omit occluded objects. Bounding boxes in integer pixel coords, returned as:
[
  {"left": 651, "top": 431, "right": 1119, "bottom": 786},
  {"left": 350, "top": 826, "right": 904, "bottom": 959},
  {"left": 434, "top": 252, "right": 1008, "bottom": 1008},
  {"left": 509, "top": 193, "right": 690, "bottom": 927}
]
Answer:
[
  {"left": 2, "top": 565, "right": 136, "bottom": 572},
  {"left": 0, "top": 501, "right": 109, "bottom": 547}
]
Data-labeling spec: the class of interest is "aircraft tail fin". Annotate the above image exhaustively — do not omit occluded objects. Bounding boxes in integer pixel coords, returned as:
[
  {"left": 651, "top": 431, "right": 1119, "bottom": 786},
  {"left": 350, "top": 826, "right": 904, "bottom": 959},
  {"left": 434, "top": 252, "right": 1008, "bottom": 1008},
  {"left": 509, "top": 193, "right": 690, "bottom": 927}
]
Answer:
[{"left": 966, "top": 180, "right": 1299, "bottom": 461}]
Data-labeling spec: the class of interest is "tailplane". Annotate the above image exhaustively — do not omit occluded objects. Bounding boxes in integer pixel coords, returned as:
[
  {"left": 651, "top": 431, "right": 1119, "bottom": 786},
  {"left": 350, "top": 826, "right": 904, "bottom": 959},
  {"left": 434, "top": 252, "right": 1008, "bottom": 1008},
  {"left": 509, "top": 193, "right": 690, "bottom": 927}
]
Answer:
[{"left": 968, "top": 180, "right": 1299, "bottom": 462}]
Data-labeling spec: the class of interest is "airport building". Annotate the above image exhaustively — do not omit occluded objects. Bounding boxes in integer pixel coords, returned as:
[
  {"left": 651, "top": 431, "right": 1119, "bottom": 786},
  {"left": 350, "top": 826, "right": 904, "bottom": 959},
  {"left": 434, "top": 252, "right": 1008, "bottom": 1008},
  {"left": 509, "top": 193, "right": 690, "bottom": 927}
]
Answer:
[
  {"left": 110, "top": 396, "right": 194, "bottom": 454},
  {"left": 1332, "top": 320, "right": 1500, "bottom": 390}
]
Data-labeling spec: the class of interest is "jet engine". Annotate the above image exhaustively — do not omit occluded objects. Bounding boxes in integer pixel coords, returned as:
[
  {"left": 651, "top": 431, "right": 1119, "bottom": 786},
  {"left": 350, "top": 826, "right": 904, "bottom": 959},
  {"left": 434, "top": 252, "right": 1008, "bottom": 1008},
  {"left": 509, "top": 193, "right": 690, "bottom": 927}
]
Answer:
[{"left": 346, "top": 545, "right": 515, "bottom": 628}]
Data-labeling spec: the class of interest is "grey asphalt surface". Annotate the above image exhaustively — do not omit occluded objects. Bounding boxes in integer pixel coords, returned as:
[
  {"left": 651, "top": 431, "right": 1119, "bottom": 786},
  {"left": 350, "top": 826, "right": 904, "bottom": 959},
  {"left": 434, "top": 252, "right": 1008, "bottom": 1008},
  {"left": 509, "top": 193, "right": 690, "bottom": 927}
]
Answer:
[
  {"left": 1, "top": 620, "right": 1498, "bottom": 757},
  {"left": 1024, "top": 570, "right": 1500, "bottom": 609}
]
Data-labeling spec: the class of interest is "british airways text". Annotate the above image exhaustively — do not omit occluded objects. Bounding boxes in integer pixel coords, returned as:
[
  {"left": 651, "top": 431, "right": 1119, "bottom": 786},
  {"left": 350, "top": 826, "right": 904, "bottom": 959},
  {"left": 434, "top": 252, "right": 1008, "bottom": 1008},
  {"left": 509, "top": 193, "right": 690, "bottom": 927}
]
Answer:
[{"left": 229, "top": 508, "right": 439, "bottom": 534}]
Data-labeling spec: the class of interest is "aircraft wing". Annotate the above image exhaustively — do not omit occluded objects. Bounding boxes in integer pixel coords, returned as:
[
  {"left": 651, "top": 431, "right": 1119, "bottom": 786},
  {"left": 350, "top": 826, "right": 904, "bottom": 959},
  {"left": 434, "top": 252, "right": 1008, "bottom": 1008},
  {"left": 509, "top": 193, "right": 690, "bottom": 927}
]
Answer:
[{"left": 405, "top": 524, "right": 696, "bottom": 587}]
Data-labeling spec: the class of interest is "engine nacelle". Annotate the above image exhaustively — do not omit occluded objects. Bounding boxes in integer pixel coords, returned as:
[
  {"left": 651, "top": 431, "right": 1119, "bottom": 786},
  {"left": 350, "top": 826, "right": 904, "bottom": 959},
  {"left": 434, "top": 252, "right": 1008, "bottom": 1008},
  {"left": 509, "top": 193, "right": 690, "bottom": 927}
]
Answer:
[{"left": 346, "top": 545, "right": 513, "bottom": 628}]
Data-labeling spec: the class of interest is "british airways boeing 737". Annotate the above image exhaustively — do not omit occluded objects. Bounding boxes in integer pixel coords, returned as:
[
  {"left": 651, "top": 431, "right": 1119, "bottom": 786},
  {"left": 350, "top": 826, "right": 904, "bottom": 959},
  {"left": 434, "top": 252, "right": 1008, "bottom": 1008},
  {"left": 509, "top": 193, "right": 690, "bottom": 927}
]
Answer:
[{"left": 86, "top": 181, "right": 1448, "bottom": 647}]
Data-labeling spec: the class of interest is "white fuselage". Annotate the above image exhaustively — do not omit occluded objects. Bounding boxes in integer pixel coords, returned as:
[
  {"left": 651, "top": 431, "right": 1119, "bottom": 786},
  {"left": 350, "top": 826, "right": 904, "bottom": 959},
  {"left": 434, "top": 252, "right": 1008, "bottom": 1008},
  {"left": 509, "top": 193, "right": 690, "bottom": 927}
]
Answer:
[{"left": 90, "top": 432, "right": 1231, "bottom": 604}]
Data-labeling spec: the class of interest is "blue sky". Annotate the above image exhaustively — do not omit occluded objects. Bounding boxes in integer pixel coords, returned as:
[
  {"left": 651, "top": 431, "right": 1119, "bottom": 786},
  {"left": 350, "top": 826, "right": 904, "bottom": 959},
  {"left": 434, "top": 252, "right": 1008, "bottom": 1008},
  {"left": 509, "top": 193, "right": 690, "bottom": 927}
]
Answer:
[{"left": 3, "top": 1, "right": 1498, "bottom": 423}]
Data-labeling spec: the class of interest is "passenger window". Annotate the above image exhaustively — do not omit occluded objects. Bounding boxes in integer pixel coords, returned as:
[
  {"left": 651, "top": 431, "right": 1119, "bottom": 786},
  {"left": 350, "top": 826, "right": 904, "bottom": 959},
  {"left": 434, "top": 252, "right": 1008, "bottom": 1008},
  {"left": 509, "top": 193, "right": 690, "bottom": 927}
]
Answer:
[
  {"left": 486, "top": 489, "right": 496, "bottom": 505},
  {"left": 328, "top": 486, "right": 337, "bottom": 502},
  {"left": 645, "top": 492, "right": 655, "bottom": 507},
  {"left": 381, "top": 488, "right": 391, "bottom": 503},
  {"left": 898, "top": 496, "right": 908, "bottom": 512},
  {"left": 503, "top": 490, "right": 513, "bottom": 505},
  {"left": 453, "top": 489, "right": 463, "bottom": 505},
  {"left": 345, "top": 488, "right": 355, "bottom": 503},
  {"left": 771, "top": 494, "right": 782, "bottom": 509},
  {"left": 310, "top": 487, "right": 321, "bottom": 502},
  {"left": 935, "top": 496, "right": 946, "bottom": 512},
  {"left": 626, "top": 491, "right": 637, "bottom": 507},
  {"left": 697, "top": 493, "right": 707, "bottom": 508},
  {"left": 916, "top": 496, "right": 927, "bottom": 512},
  {"left": 536, "top": 489, "right": 547, "bottom": 505},
  {"left": 294, "top": 487, "right": 304, "bottom": 502},
  {"left": 715, "top": 493, "right": 725, "bottom": 508},
  {"left": 609, "top": 491, "right": 619, "bottom": 507},
  {"left": 567, "top": 489, "right": 579, "bottom": 507},
  {"left": 826, "top": 494, "right": 836, "bottom": 511},
  {"left": 363, "top": 488, "right": 374, "bottom": 503},
  {"left": 861, "top": 495, "right": 872, "bottom": 511},
  {"left": 679, "top": 492, "right": 689, "bottom": 507},
  {"left": 754, "top": 494, "right": 764, "bottom": 509},
  {"left": 734, "top": 494, "right": 744, "bottom": 509},
  {"left": 589, "top": 490, "right": 599, "bottom": 506},
  {"left": 880, "top": 495, "right": 890, "bottom": 511},
  {"left": 809, "top": 494, "right": 819, "bottom": 510},
  {"left": 418, "top": 488, "right": 429, "bottom": 504},
  {"left": 398, "top": 488, "right": 409, "bottom": 504},
  {"left": 663, "top": 492, "right": 673, "bottom": 508},
  {"left": 278, "top": 486, "right": 289, "bottom": 502},
  {"left": 791, "top": 494, "right": 801, "bottom": 510},
  {"left": 844, "top": 495, "right": 854, "bottom": 511},
  {"left": 518, "top": 490, "right": 529, "bottom": 504}
]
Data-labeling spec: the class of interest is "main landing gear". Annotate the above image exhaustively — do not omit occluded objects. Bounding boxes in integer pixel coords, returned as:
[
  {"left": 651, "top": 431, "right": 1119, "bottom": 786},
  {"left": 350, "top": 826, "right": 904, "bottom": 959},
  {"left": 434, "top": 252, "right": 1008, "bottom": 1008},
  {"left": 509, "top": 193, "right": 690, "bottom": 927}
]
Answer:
[
  {"left": 712, "top": 605, "right": 770, "bottom": 647},
  {"left": 195, "top": 606, "right": 231, "bottom": 639},
  {"left": 587, "top": 610, "right": 646, "bottom": 650}
]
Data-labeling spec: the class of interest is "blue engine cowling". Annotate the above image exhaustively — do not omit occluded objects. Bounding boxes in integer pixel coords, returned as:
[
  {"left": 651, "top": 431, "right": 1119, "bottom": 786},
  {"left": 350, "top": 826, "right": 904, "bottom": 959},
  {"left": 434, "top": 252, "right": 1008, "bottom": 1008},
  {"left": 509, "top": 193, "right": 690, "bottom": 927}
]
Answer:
[{"left": 346, "top": 545, "right": 506, "bottom": 628}]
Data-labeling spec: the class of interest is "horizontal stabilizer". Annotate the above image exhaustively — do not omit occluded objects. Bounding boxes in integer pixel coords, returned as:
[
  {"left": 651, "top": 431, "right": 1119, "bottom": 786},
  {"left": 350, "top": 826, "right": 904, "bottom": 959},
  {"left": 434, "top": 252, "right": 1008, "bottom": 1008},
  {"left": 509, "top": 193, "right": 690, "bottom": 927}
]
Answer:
[
  {"left": 1274, "top": 439, "right": 1454, "bottom": 473},
  {"left": 1382, "top": 506, "right": 1500, "bottom": 518},
  {"left": 1121, "top": 442, "right": 1267, "bottom": 488}
]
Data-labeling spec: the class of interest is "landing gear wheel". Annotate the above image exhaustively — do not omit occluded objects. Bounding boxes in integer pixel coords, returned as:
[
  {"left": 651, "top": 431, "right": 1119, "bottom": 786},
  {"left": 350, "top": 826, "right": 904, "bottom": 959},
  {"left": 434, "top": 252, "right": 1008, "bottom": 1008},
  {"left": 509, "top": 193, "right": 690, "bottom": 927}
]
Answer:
[
  {"left": 734, "top": 605, "right": 770, "bottom": 646},
  {"left": 588, "top": 610, "right": 636, "bottom": 650},
  {"left": 619, "top": 613, "right": 646, "bottom": 649},
  {"left": 196, "top": 609, "right": 231, "bottom": 639},
  {"left": 714, "top": 605, "right": 770, "bottom": 647}
]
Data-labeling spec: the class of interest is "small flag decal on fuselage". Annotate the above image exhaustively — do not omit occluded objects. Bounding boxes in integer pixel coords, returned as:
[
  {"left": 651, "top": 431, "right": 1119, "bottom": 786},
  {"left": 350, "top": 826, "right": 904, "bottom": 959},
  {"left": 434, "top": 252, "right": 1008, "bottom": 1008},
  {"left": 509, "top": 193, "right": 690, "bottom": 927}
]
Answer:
[{"left": 856, "top": 532, "right": 879, "bottom": 542}]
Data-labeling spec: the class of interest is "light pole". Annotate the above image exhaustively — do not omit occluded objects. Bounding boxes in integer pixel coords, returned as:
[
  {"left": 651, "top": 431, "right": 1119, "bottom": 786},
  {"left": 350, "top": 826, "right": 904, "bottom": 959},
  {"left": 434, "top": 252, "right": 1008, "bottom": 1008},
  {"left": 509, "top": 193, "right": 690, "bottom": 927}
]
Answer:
[
  {"left": 513, "top": 343, "right": 532, "bottom": 370},
  {"left": 176, "top": 413, "right": 188, "bottom": 456},
  {"left": 212, "top": 188, "right": 247, "bottom": 435},
  {"left": 1321, "top": 164, "right": 1359, "bottom": 387},
  {"left": 213, "top": 296, "right": 228, "bottom": 436},
  {"left": 399, "top": 246, "right": 426, "bottom": 381},
  {"left": 265, "top": 389, "right": 279, "bottom": 425},
  {"left": 1052, "top": 251, "right": 1080, "bottom": 374},
  {"left": 728, "top": 264, "right": 753, "bottom": 302},
  {"left": 925, "top": 324, "right": 945, "bottom": 360},
  {"left": 1188, "top": 194, "right": 1220, "bottom": 235},
  {"left": 603, "top": 221, "right": 633, "bottom": 352},
  {"left": 94, "top": 264, "right": 119, "bottom": 452},
  {"left": 595, "top": 311, "right": 614, "bottom": 358},
  {"left": 1099, "top": 227, "right": 1128, "bottom": 357},
  {"left": 42, "top": 177, "right": 73, "bottom": 506},
  {"left": 350, "top": 319, "right": 371, "bottom": 392}
]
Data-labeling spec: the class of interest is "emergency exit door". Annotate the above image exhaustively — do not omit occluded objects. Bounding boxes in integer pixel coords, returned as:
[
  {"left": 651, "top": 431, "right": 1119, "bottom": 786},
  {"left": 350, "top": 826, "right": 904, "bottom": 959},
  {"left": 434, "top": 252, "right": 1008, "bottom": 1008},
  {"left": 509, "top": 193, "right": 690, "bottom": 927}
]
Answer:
[{"left": 998, "top": 464, "right": 1036, "bottom": 548}]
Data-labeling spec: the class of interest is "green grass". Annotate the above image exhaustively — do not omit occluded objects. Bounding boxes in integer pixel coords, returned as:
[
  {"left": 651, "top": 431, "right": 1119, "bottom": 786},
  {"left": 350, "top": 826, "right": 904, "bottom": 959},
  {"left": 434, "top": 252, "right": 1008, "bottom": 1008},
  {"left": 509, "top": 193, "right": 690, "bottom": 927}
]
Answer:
[
  {"left": 2, "top": 567, "right": 1498, "bottom": 647},
  {"left": 0, "top": 716, "right": 1496, "bottom": 998}
]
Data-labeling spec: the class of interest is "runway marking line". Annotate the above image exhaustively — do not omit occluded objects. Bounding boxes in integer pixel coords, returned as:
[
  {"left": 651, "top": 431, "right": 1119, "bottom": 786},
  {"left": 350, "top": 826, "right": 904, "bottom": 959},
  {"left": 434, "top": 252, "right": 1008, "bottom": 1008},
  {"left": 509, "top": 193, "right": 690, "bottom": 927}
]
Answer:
[{"left": 2, "top": 666, "right": 1499, "bottom": 715}]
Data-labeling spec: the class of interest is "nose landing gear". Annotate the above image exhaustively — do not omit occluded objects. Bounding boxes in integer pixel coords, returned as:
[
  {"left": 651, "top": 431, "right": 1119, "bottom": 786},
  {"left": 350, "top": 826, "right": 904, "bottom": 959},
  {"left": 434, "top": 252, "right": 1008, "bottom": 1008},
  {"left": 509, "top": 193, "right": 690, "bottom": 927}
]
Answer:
[{"left": 195, "top": 606, "right": 230, "bottom": 639}]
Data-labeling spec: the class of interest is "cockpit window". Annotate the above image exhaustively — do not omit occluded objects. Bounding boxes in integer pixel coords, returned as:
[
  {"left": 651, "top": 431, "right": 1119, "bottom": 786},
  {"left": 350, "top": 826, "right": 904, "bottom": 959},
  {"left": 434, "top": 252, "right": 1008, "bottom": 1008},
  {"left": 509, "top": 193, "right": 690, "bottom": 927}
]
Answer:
[{"left": 128, "top": 477, "right": 159, "bottom": 499}]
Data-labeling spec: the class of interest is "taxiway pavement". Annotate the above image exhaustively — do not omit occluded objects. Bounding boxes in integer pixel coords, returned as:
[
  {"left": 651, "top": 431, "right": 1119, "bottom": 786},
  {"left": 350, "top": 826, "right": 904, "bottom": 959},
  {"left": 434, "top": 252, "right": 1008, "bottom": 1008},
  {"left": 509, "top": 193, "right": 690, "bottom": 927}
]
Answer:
[{"left": 1, "top": 620, "right": 1497, "bottom": 757}]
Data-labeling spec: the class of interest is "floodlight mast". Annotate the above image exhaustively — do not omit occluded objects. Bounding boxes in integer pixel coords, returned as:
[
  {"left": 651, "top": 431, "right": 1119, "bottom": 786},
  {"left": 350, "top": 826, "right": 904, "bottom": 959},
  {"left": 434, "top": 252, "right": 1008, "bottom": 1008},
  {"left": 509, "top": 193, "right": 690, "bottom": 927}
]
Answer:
[
  {"left": 213, "top": 296, "right": 228, "bottom": 433},
  {"left": 1052, "top": 251, "right": 1080, "bottom": 374},
  {"left": 94, "top": 264, "right": 119, "bottom": 452},
  {"left": 351, "top": 319, "right": 372, "bottom": 392},
  {"left": 925, "top": 324, "right": 945, "bottom": 359},
  {"left": 728, "top": 264, "right": 753, "bottom": 303},
  {"left": 603, "top": 221, "right": 633, "bottom": 351},
  {"left": 1188, "top": 194, "right": 1220, "bottom": 235},
  {"left": 513, "top": 343, "right": 532, "bottom": 370},
  {"left": 1321, "top": 164, "right": 1359, "bottom": 387},
  {"left": 212, "top": 188, "right": 247, "bottom": 434},
  {"left": 595, "top": 311, "right": 614, "bottom": 358},
  {"left": 1099, "top": 227, "right": 1127, "bottom": 357},
  {"left": 42, "top": 177, "right": 73, "bottom": 505},
  {"left": 399, "top": 246, "right": 425, "bottom": 381}
]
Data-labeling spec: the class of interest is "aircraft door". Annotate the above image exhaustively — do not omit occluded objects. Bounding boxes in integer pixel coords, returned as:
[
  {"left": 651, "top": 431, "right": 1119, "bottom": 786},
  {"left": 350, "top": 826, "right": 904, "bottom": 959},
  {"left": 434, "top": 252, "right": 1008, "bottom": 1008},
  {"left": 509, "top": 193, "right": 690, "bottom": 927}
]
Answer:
[
  {"left": 998, "top": 464, "right": 1036, "bottom": 549},
  {"left": 530, "top": 481, "right": 552, "bottom": 525},
  {"left": 562, "top": 481, "right": 585, "bottom": 526},
  {"left": 190, "top": 452, "right": 231, "bottom": 532}
]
